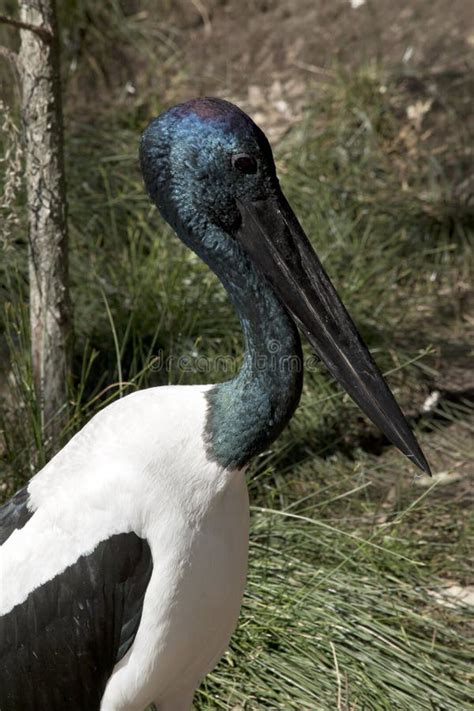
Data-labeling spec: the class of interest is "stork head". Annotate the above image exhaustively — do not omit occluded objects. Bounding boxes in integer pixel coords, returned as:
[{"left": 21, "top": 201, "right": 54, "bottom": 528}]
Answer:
[
  {"left": 140, "top": 97, "right": 430, "bottom": 475},
  {"left": 140, "top": 97, "right": 279, "bottom": 237}
]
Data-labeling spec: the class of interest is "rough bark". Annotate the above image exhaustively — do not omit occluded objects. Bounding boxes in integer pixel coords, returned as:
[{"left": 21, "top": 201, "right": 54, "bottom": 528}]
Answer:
[{"left": 18, "top": 0, "right": 71, "bottom": 444}]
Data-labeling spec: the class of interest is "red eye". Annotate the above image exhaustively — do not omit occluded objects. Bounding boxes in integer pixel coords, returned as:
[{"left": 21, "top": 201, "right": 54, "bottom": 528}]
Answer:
[{"left": 232, "top": 154, "right": 257, "bottom": 174}]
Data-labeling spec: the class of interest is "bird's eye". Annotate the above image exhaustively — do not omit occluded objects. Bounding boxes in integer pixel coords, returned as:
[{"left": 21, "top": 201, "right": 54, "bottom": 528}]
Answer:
[{"left": 232, "top": 154, "right": 257, "bottom": 174}]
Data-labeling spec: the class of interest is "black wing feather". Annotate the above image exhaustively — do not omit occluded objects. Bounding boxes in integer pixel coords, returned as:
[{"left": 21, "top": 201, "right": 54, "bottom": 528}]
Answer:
[
  {"left": 0, "top": 532, "right": 153, "bottom": 711},
  {"left": 0, "top": 486, "right": 34, "bottom": 545}
]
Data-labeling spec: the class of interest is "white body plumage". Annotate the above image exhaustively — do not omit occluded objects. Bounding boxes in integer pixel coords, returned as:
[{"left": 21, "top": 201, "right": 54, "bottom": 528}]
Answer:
[{"left": 0, "top": 386, "right": 249, "bottom": 710}]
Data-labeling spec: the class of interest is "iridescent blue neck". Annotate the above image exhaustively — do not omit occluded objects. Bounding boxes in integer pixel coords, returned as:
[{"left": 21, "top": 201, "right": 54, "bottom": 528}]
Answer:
[
  {"left": 196, "top": 225, "right": 303, "bottom": 470},
  {"left": 139, "top": 110, "right": 303, "bottom": 469}
]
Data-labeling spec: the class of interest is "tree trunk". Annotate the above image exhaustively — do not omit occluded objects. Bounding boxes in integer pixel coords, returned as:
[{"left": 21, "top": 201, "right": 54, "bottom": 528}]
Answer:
[{"left": 18, "top": 0, "right": 71, "bottom": 445}]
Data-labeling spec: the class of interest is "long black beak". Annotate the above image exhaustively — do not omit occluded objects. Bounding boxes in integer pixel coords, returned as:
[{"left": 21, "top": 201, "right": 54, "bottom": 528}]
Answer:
[{"left": 236, "top": 192, "right": 431, "bottom": 475}]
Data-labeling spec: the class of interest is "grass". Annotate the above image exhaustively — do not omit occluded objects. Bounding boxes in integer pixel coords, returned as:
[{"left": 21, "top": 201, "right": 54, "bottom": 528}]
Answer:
[
  {"left": 0, "top": 9, "right": 473, "bottom": 708},
  {"left": 199, "top": 513, "right": 472, "bottom": 710}
]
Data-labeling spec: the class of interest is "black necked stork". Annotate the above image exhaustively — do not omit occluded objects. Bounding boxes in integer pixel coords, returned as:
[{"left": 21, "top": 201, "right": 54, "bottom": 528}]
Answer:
[{"left": 0, "top": 98, "right": 430, "bottom": 710}]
